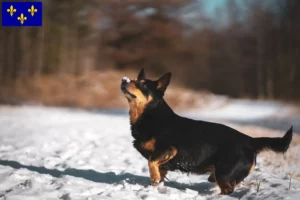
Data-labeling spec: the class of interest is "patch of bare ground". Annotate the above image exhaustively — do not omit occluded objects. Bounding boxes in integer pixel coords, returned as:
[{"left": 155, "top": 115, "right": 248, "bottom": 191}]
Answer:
[
  {"left": 231, "top": 124, "right": 300, "bottom": 179},
  {"left": 0, "top": 70, "right": 213, "bottom": 110}
]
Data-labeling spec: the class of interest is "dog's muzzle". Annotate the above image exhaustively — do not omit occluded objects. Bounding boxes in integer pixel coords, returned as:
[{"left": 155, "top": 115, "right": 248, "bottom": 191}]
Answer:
[
  {"left": 122, "top": 77, "right": 131, "bottom": 84},
  {"left": 121, "top": 77, "right": 136, "bottom": 98},
  {"left": 121, "top": 77, "right": 130, "bottom": 90}
]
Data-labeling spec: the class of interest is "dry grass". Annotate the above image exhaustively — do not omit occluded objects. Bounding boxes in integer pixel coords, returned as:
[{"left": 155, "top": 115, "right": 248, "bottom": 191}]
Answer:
[{"left": 0, "top": 70, "right": 213, "bottom": 110}]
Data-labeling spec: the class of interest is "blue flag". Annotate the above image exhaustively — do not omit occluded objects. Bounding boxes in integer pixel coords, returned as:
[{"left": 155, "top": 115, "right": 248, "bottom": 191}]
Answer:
[{"left": 2, "top": 2, "right": 42, "bottom": 26}]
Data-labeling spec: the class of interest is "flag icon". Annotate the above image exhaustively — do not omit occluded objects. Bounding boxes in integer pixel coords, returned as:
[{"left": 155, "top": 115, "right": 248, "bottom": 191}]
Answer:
[{"left": 2, "top": 2, "right": 42, "bottom": 26}]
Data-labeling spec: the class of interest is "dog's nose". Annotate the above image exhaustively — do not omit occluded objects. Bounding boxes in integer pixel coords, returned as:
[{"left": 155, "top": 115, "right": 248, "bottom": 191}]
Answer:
[{"left": 122, "top": 77, "right": 131, "bottom": 84}]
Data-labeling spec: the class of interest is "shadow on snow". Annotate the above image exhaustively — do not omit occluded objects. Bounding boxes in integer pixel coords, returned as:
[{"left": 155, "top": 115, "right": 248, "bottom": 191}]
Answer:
[{"left": 0, "top": 159, "right": 215, "bottom": 195}]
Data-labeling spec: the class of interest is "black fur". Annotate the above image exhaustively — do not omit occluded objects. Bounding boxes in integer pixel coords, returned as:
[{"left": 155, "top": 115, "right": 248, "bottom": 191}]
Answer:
[{"left": 121, "top": 69, "right": 293, "bottom": 195}]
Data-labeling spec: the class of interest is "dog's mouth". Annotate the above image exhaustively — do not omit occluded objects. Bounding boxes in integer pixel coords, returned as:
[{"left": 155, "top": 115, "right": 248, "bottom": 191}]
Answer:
[
  {"left": 121, "top": 77, "right": 136, "bottom": 99},
  {"left": 121, "top": 86, "right": 136, "bottom": 98},
  {"left": 121, "top": 80, "right": 136, "bottom": 99}
]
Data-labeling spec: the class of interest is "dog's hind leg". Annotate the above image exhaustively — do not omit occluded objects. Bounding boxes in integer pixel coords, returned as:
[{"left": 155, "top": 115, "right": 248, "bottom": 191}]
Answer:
[
  {"left": 148, "top": 147, "right": 177, "bottom": 186},
  {"left": 215, "top": 150, "right": 255, "bottom": 195},
  {"left": 208, "top": 171, "right": 216, "bottom": 183},
  {"left": 215, "top": 168, "right": 240, "bottom": 194}
]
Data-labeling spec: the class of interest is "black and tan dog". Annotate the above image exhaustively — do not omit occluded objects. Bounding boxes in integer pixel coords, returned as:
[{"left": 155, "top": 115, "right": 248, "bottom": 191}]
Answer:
[{"left": 120, "top": 69, "right": 293, "bottom": 195}]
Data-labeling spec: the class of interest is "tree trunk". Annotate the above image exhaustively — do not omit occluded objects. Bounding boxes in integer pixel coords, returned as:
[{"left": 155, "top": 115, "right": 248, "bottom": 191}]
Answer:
[
  {"left": 59, "top": 26, "right": 67, "bottom": 74},
  {"left": 72, "top": 26, "right": 79, "bottom": 75},
  {"left": 266, "top": 63, "right": 274, "bottom": 98},
  {"left": 35, "top": 24, "right": 45, "bottom": 78},
  {"left": 6, "top": 28, "right": 16, "bottom": 81},
  {"left": 19, "top": 27, "right": 30, "bottom": 79},
  {"left": 256, "top": 32, "right": 265, "bottom": 99},
  {"left": 0, "top": 30, "right": 4, "bottom": 81}
]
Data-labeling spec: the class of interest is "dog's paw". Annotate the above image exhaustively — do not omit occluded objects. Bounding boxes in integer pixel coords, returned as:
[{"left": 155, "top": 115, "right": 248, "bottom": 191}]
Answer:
[
  {"left": 151, "top": 178, "right": 161, "bottom": 186},
  {"left": 208, "top": 174, "right": 216, "bottom": 183},
  {"left": 151, "top": 181, "right": 164, "bottom": 188}
]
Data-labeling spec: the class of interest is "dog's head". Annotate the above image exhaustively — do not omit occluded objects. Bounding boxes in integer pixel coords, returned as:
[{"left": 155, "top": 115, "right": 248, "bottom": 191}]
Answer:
[{"left": 121, "top": 69, "right": 171, "bottom": 123}]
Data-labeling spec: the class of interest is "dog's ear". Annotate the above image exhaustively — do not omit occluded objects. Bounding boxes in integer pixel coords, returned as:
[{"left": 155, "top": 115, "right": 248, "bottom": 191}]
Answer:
[
  {"left": 157, "top": 72, "right": 171, "bottom": 92},
  {"left": 137, "top": 68, "right": 146, "bottom": 80}
]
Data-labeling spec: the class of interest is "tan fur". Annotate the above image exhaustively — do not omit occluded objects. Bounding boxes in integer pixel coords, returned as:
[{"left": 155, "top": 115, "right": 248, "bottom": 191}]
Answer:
[
  {"left": 148, "top": 147, "right": 177, "bottom": 185},
  {"left": 157, "top": 81, "right": 163, "bottom": 89},
  {"left": 249, "top": 161, "right": 255, "bottom": 174},
  {"left": 159, "top": 168, "right": 168, "bottom": 182},
  {"left": 129, "top": 101, "right": 146, "bottom": 124},
  {"left": 126, "top": 82, "right": 153, "bottom": 124},
  {"left": 141, "top": 138, "right": 156, "bottom": 152},
  {"left": 217, "top": 180, "right": 237, "bottom": 195}
]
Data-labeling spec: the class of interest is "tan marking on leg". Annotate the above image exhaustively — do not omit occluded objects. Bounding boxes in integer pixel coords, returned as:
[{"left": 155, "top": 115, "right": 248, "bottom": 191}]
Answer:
[
  {"left": 148, "top": 147, "right": 177, "bottom": 185},
  {"left": 249, "top": 161, "right": 255, "bottom": 174},
  {"left": 217, "top": 180, "right": 236, "bottom": 195},
  {"left": 148, "top": 161, "right": 161, "bottom": 185},
  {"left": 159, "top": 168, "right": 168, "bottom": 182}
]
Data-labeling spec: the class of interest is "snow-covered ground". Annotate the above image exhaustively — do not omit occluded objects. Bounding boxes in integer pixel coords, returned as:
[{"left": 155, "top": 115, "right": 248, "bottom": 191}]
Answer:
[
  {"left": 186, "top": 99, "right": 300, "bottom": 133},
  {"left": 0, "top": 105, "right": 299, "bottom": 200}
]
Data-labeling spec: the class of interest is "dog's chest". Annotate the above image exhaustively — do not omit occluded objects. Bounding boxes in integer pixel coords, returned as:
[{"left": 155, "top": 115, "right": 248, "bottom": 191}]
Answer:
[
  {"left": 140, "top": 138, "right": 156, "bottom": 152},
  {"left": 130, "top": 123, "right": 166, "bottom": 159},
  {"left": 133, "top": 138, "right": 156, "bottom": 159}
]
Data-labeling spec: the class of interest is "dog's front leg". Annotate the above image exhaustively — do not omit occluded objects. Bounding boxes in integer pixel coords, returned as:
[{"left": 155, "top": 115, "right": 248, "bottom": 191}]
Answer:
[{"left": 148, "top": 147, "right": 177, "bottom": 186}]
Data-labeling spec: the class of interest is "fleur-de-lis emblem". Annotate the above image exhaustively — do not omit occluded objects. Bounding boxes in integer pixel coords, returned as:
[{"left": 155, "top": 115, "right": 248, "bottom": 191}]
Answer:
[
  {"left": 7, "top": 5, "right": 16, "bottom": 16},
  {"left": 28, "top": 5, "right": 38, "bottom": 16},
  {"left": 17, "top": 13, "right": 27, "bottom": 24}
]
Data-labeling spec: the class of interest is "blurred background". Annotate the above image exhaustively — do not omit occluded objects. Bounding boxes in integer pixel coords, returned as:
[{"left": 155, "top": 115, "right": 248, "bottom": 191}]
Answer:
[
  {"left": 0, "top": 0, "right": 300, "bottom": 109},
  {"left": 0, "top": 2, "right": 300, "bottom": 198}
]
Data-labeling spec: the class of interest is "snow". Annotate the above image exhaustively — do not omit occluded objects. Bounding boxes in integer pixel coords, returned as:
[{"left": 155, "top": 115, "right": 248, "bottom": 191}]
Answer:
[
  {"left": 185, "top": 99, "right": 300, "bottom": 133},
  {"left": 0, "top": 105, "right": 299, "bottom": 200},
  {"left": 122, "top": 77, "right": 131, "bottom": 83},
  {"left": 186, "top": 99, "right": 283, "bottom": 121}
]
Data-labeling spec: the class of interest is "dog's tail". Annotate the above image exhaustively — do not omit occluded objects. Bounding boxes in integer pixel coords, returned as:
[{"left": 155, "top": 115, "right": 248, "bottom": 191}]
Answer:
[{"left": 253, "top": 126, "right": 293, "bottom": 154}]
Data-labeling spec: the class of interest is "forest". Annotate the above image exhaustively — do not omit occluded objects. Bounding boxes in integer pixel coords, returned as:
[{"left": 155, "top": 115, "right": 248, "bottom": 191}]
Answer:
[{"left": 0, "top": 0, "right": 300, "bottom": 102}]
